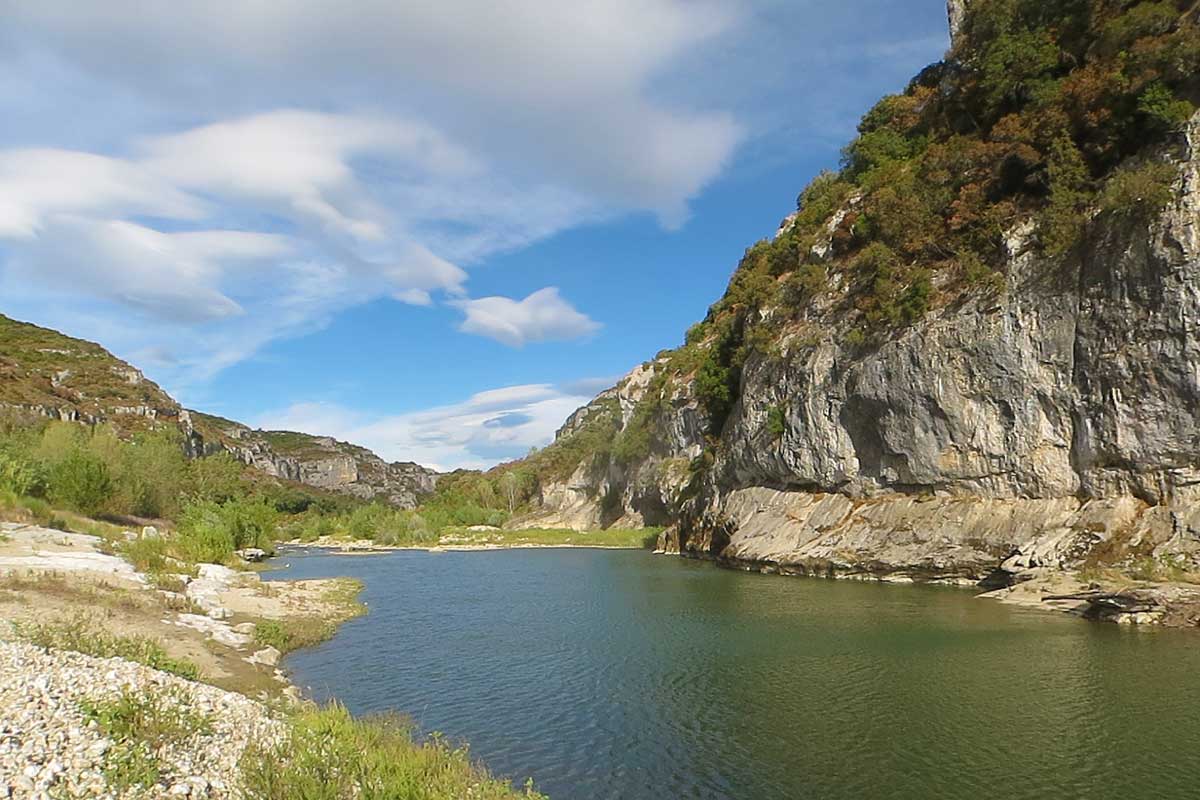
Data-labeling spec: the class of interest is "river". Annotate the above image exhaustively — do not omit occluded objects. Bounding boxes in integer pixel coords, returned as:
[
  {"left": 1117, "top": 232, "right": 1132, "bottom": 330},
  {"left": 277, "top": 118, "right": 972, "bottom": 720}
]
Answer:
[{"left": 266, "top": 548, "right": 1200, "bottom": 800}]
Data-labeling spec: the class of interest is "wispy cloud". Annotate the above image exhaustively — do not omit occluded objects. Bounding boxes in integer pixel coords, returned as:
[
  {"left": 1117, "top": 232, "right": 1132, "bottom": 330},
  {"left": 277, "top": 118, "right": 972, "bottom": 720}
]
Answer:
[
  {"left": 0, "top": 1, "right": 745, "bottom": 388},
  {"left": 256, "top": 383, "right": 595, "bottom": 471}
]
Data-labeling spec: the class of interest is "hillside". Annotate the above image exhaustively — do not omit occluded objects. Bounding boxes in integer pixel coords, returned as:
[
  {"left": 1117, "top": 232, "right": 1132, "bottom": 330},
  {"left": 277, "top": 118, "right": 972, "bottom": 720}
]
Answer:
[
  {"left": 190, "top": 412, "right": 438, "bottom": 508},
  {"left": 0, "top": 315, "right": 438, "bottom": 508},
  {"left": 0, "top": 314, "right": 180, "bottom": 431},
  {"left": 505, "top": 0, "right": 1200, "bottom": 589}
]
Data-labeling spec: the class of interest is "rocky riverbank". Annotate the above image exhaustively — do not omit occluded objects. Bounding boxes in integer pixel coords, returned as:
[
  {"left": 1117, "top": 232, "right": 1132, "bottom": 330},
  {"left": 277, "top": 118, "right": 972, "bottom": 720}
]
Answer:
[
  {"left": 0, "top": 521, "right": 360, "bottom": 798},
  {"left": 0, "top": 639, "right": 285, "bottom": 799}
]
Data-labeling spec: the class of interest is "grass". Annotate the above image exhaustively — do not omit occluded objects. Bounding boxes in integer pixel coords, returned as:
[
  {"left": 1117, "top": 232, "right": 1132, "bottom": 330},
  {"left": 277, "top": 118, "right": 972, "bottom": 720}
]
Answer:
[
  {"left": 80, "top": 689, "right": 212, "bottom": 793},
  {"left": 254, "top": 617, "right": 334, "bottom": 655},
  {"left": 442, "top": 527, "right": 661, "bottom": 549},
  {"left": 0, "top": 489, "right": 135, "bottom": 548},
  {"left": 15, "top": 615, "right": 201, "bottom": 680},
  {"left": 240, "top": 703, "right": 545, "bottom": 800},
  {"left": 254, "top": 578, "right": 366, "bottom": 654}
]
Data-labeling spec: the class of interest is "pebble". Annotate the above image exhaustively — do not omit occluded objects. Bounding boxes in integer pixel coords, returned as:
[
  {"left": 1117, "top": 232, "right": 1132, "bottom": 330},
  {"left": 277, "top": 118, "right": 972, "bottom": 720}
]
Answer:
[{"left": 0, "top": 641, "right": 286, "bottom": 799}]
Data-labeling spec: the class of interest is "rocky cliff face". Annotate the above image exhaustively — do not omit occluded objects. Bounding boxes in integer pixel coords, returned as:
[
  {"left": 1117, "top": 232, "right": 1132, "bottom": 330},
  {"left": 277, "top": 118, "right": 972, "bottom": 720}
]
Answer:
[
  {"left": 187, "top": 413, "right": 438, "bottom": 509},
  {"left": 517, "top": 6, "right": 1200, "bottom": 595}
]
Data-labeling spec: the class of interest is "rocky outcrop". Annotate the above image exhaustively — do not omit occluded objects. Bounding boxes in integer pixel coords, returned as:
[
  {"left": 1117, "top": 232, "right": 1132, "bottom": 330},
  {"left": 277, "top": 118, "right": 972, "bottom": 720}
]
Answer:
[
  {"left": 0, "top": 314, "right": 182, "bottom": 435},
  {"left": 947, "top": 0, "right": 969, "bottom": 49},
  {"left": 187, "top": 412, "right": 439, "bottom": 509},
  {"left": 512, "top": 360, "right": 708, "bottom": 530},
  {"left": 526, "top": 108, "right": 1200, "bottom": 608}
]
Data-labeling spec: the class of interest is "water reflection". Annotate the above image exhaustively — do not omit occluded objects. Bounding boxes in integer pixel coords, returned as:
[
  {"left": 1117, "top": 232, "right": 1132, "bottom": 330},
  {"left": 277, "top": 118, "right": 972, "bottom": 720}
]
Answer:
[{"left": 268, "top": 549, "right": 1200, "bottom": 800}]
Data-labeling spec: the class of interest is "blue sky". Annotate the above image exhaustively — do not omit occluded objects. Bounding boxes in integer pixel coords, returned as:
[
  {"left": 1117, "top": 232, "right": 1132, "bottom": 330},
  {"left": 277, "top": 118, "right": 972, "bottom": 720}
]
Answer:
[{"left": 0, "top": 1, "right": 949, "bottom": 470}]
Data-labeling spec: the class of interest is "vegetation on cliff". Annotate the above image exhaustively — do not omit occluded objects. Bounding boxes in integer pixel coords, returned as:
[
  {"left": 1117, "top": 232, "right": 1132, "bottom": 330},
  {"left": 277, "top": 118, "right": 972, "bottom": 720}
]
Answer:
[
  {"left": 0, "top": 314, "right": 176, "bottom": 429},
  {"left": 511, "top": 0, "right": 1200, "bottom": 499},
  {"left": 688, "top": 0, "right": 1198, "bottom": 428}
]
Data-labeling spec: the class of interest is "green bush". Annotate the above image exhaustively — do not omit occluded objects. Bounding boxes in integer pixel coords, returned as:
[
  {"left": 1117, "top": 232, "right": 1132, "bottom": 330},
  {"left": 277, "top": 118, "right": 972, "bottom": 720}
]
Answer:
[
  {"left": 47, "top": 450, "right": 114, "bottom": 516},
  {"left": 1100, "top": 161, "right": 1179, "bottom": 219},
  {"left": 176, "top": 502, "right": 236, "bottom": 564},
  {"left": 766, "top": 405, "right": 787, "bottom": 440},
  {"left": 0, "top": 452, "right": 46, "bottom": 497},
  {"left": 114, "top": 431, "right": 187, "bottom": 518},
  {"left": 176, "top": 497, "right": 275, "bottom": 563},
  {"left": 1138, "top": 82, "right": 1195, "bottom": 132},
  {"left": 184, "top": 453, "right": 247, "bottom": 504},
  {"left": 119, "top": 536, "right": 172, "bottom": 575}
]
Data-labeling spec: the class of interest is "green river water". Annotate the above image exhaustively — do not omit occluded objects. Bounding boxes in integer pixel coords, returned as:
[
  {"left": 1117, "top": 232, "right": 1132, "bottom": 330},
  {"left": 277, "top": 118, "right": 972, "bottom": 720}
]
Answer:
[{"left": 268, "top": 548, "right": 1200, "bottom": 800}]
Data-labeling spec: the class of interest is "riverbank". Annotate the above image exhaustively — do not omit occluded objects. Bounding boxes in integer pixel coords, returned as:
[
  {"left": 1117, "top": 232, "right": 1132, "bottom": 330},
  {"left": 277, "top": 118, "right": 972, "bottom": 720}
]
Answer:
[
  {"left": 0, "top": 520, "right": 545, "bottom": 799},
  {"left": 674, "top": 547, "right": 1200, "bottom": 629},
  {"left": 284, "top": 525, "right": 660, "bottom": 553}
]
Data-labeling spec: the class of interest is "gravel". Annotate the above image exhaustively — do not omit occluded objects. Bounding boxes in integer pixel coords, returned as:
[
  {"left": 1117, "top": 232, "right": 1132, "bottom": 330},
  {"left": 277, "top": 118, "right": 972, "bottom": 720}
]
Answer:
[{"left": 0, "top": 640, "right": 286, "bottom": 799}]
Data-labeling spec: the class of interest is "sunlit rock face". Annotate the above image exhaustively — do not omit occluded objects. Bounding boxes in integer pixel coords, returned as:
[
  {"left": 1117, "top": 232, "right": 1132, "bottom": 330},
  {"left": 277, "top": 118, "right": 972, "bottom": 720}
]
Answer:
[
  {"left": 947, "top": 0, "right": 969, "bottom": 49},
  {"left": 529, "top": 109, "right": 1200, "bottom": 582}
]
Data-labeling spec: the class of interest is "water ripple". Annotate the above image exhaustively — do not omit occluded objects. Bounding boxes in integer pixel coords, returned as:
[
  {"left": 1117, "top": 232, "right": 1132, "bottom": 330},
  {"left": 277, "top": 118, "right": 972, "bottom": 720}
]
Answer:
[{"left": 270, "top": 549, "right": 1200, "bottom": 800}]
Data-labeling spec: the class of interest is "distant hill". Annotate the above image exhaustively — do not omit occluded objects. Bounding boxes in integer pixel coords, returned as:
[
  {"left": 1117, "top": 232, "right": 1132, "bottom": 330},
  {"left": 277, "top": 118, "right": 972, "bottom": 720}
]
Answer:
[{"left": 0, "top": 314, "right": 439, "bottom": 508}]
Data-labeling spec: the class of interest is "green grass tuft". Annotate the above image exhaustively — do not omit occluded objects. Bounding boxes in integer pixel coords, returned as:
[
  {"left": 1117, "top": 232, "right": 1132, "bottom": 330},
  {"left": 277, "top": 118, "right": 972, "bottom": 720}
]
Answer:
[
  {"left": 16, "top": 616, "right": 201, "bottom": 680},
  {"left": 240, "top": 703, "right": 546, "bottom": 800}
]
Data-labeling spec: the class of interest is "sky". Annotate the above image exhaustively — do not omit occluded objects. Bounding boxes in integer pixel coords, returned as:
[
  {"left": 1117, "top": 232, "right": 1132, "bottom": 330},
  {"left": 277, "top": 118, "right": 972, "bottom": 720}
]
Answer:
[{"left": 0, "top": 0, "right": 950, "bottom": 471}]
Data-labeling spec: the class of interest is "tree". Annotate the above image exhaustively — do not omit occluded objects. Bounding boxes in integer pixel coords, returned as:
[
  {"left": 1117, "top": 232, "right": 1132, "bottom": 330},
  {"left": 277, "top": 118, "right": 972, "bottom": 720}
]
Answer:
[
  {"left": 186, "top": 453, "right": 246, "bottom": 504},
  {"left": 499, "top": 471, "right": 526, "bottom": 514},
  {"left": 48, "top": 450, "right": 113, "bottom": 516}
]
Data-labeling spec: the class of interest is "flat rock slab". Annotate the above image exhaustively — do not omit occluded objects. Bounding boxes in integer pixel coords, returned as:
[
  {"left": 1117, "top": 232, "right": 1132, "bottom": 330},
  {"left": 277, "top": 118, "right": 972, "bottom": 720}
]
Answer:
[{"left": 0, "top": 525, "right": 144, "bottom": 584}]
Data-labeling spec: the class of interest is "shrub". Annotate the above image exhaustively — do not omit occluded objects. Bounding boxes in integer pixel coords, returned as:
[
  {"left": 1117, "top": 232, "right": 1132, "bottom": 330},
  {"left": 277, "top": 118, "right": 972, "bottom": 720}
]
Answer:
[
  {"left": 766, "top": 405, "right": 787, "bottom": 440},
  {"left": 176, "top": 497, "right": 277, "bottom": 563},
  {"left": 184, "top": 453, "right": 247, "bottom": 504},
  {"left": 695, "top": 353, "right": 735, "bottom": 433},
  {"left": 221, "top": 497, "right": 278, "bottom": 551},
  {"left": 47, "top": 450, "right": 114, "bottom": 516},
  {"left": 342, "top": 503, "right": 439, "bottom": 545},
  {"left": 0, "top": 452, "right": 46, "bottom": 497},
  {"left": 176, "top": 501, "right": 236, "bottom": 564},
  {"left": 1100, "top": 161, "right": 1179, "bottom": 219},
  {"left": 254, "top": 617, "right": 338, "bottom": 654},
  {"left": 899, "top": 269, "right": 933, "bottom": 324},
  {"left": 1138, "top": 82, "right": 1195, "bottom": 132},
  {"left": 119, "top": 536, "right": 177, "bottom": 575},
  {"left": 115, "top": 431, "right": 187, "bottom": 518},
  {"left": 783, "top": 263, "right": 828, "bottom": 309}
]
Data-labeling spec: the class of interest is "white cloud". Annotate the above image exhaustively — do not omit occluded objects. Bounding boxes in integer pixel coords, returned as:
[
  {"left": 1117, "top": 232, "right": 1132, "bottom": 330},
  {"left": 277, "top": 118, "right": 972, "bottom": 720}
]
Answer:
[
  {"left": 0, "top": 149, "right": 202, "bottom": 238},
  {"left": 256, "top": 383, "right": 595, "bottom": 471},
  {"left": 3, "top": 1, "right": 741, "bottom": 223},
  {"left": 0, "top": 0, "right": 752, "bottom": 393},
  {"left": 138, "top": 111, "right": 478, "bottom": 242},
  {"left": 4, "top": 218, "right": 297, "bottom": 322},
  {"left": 454, "top": 288, "right": 601, "bottom": 347}
]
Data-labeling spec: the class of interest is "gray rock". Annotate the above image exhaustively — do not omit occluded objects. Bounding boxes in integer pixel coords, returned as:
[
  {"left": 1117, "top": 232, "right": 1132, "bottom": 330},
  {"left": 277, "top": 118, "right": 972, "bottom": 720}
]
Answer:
[{"left": 523, "top": 108, "right": 1200, "bottom": 594}]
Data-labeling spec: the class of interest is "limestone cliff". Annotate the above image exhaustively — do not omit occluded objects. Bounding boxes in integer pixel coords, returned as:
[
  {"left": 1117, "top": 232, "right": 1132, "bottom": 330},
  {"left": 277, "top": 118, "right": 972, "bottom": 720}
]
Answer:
[
  {"left": 513, "top": 1, "right": 1200, "bottom": 601},
  {"left": 187, "top": 413, "right": 438, "bottom": 509}
]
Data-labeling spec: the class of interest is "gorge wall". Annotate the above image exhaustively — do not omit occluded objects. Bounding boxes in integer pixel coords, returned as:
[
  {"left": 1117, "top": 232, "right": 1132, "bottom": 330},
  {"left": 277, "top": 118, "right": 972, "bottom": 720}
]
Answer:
[{"left": 515, "top": 1, "right": 1200, "bottom": 589}]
